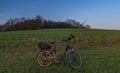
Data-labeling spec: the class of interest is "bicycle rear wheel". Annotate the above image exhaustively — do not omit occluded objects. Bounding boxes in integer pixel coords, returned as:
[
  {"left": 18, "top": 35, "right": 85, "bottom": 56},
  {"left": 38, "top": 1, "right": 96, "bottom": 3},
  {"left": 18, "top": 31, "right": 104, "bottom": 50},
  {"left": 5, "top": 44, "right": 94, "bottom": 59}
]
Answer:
[
  {"left": 67, "top": 50, "right": 82, "bottom": 69},
  {"left": 37, "top": 51, "right": 52, "bottom": 66}
]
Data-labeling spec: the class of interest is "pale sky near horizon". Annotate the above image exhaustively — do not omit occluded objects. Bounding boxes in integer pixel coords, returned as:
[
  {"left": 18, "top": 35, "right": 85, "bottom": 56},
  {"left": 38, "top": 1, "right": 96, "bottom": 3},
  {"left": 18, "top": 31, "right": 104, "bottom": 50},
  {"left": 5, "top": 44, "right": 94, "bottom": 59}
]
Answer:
[{"left": 0, "top": 0, "right": 120, "bottom": 30}]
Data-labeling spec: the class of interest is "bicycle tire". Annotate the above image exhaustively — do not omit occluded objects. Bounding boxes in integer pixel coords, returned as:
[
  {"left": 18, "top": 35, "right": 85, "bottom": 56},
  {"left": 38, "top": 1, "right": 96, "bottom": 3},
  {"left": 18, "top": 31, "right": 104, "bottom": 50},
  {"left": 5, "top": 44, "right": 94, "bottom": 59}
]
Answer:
[
  {"left": 37, "top": 51, "right": 53, "bottom": 66},
  {"left": 67, "top": 50, "right": 82, "bottom": 69}
]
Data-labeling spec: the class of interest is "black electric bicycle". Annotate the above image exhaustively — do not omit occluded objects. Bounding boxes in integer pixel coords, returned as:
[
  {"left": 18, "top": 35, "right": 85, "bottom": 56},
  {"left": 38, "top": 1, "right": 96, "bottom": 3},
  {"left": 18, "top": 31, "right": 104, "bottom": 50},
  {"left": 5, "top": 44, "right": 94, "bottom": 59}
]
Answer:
[{"left": 36, "top": 34, "right": 82, "bottom": 69}]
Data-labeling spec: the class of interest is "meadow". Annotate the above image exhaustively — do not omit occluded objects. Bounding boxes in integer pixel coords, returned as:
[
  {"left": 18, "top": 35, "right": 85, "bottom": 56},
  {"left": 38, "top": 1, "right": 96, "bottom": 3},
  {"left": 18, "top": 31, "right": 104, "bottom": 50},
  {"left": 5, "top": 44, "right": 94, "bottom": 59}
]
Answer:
[{"left": 0, "top": 28, "right": 120, "bottom": 73}]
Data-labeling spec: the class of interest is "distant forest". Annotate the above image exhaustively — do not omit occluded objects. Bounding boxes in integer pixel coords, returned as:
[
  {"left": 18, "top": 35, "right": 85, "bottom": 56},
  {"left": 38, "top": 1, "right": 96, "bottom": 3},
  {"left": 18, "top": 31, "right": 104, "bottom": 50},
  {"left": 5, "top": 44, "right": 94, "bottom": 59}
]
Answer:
[{"left": 0, "top": 15, "right": 91, "bottom": 31}]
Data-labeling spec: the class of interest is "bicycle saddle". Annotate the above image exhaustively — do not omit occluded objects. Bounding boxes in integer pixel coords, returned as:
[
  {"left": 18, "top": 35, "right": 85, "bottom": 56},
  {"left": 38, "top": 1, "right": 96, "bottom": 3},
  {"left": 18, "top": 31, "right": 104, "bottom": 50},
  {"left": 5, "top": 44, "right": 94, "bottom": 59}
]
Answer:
[
  {"left": 50, "top": 41, "right": 56, "bottom": 44},
  {"left": 38, "top": 42, "right": 51, "bottom": 50}
]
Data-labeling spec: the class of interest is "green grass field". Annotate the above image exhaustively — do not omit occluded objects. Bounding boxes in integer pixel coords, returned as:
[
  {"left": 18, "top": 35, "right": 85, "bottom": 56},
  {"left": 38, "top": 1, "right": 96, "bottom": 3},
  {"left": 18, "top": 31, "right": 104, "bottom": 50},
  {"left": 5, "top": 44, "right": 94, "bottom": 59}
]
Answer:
[{"left": 0, "top": 29, "right": 120, "bottom": 73}]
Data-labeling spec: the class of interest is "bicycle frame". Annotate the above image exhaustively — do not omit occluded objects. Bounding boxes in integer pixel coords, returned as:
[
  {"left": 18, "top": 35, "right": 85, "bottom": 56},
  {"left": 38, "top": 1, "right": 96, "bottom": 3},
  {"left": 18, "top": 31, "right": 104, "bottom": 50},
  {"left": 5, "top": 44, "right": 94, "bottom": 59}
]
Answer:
[{"left": 50, "top": 35, "right": 74, "bottom": 60}]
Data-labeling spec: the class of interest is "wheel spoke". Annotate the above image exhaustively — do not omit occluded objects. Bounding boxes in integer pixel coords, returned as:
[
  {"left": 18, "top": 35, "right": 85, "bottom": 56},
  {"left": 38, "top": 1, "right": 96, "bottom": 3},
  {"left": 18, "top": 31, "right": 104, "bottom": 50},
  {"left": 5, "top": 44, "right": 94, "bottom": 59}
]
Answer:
[
  {"left": 37, "top": 51, "right": 52, "bottom": 66},
  {"left": 68, "top": 50, "right": 82, "bottom": 69}
]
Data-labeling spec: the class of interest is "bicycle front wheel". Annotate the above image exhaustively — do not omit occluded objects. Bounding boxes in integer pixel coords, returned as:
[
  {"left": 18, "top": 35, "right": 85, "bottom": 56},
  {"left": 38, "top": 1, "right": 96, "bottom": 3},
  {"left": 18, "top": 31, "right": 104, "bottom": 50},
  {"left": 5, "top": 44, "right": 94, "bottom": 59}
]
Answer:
[
  {"left": 67, "top": 50, "right": 82, "bottom": 69},
  {"left": 37, "top": 51, "right": 52, "bottom": 67}
]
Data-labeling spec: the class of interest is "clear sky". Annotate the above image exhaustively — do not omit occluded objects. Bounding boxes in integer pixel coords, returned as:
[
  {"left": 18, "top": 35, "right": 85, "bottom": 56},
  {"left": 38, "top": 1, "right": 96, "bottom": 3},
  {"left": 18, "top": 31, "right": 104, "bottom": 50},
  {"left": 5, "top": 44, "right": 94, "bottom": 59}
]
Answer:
[{"left": 0, "top": 0, "right": 120, "bottom": 30}]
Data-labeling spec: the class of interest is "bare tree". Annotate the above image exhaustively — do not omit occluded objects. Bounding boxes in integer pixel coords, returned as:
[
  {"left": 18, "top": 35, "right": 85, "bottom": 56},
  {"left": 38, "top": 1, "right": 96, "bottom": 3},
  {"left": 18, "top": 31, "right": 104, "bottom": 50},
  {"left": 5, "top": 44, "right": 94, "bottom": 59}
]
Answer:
[
  {"left": 20, "top": 17, "right": 26, "bottom": 22},
  {"left": 35, "top": 15, "right": 44, "bottom": 29},
  {"left": 65, "top": 19, "right": 84, "bottom": 28}
]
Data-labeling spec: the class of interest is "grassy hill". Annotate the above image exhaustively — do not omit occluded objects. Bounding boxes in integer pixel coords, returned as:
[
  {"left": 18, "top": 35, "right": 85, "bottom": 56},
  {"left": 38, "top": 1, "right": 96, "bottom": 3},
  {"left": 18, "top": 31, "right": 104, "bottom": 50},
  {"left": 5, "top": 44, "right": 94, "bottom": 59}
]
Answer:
[{"left": 0, "top": 29, "right": 120, "bottom": 73}]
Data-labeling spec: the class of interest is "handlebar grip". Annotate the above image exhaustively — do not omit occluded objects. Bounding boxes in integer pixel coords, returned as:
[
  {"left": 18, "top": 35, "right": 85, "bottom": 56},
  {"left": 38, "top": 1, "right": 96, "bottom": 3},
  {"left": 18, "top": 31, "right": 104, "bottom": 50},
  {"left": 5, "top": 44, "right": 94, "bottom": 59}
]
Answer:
[
  {"left": 70, "top": 34, "right": 75, "bottom": 38},
  {"left": 67, "top": 34, "right": 75, "bottom": 41}
]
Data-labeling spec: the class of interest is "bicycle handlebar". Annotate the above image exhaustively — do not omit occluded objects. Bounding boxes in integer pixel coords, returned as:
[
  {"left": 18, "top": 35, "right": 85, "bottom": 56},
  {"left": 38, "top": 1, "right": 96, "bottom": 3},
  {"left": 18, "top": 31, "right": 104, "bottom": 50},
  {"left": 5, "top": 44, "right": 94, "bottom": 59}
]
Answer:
[
  {"left": 70, "top": 34, "right": 75, "bottom": 39},
  {"left": 63, "top": 34, "right": 75, "bottom": 42}
]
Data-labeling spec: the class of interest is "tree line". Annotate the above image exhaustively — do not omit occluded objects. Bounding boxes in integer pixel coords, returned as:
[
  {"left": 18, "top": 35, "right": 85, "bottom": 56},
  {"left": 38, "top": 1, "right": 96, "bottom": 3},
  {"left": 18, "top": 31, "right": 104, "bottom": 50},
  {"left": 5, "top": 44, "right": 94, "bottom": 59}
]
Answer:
[{"left": 0, "top": 15, "right": 91, "bottom": 31}]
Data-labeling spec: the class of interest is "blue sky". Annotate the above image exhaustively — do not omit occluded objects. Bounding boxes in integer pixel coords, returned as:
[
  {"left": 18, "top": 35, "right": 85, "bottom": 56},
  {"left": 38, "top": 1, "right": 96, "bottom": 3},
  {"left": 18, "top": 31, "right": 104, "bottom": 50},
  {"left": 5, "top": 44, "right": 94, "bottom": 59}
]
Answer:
[{"left": 0, "top": 0, "right": 120, "bottom": 29}]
